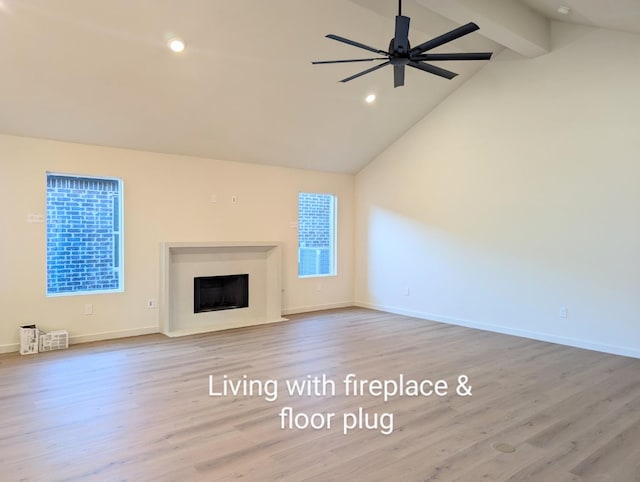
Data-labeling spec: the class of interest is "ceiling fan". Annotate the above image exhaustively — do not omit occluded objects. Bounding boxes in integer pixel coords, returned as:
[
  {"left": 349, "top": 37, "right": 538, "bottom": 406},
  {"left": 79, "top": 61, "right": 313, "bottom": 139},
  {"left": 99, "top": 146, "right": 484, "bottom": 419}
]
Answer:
[{"left": 312, "top": 0, "right": 492, "bottom": 88}]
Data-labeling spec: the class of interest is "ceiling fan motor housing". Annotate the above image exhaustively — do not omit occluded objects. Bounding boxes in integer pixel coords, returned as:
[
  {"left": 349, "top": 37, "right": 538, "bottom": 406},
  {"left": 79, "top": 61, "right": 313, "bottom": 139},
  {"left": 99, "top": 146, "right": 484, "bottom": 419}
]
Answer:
[{"left": 389, "top": 38, "right": 411, "bottom": 56}]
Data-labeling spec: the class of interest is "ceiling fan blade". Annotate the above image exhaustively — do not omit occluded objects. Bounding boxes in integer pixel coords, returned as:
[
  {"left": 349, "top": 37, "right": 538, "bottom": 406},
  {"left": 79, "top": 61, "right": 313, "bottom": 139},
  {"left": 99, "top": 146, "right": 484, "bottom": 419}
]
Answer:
[
  {"left": 326, "top": 34, "right": 387, "bottom": 55},
  {"left": 408, "top": 61, "right": 458, "bottom": 80},
  {"left": 393, "top": 15, "right": 411, "bottom": 54},
  {"left": 394, "top": 65, "right": 405, "bottom": 88},
  {"left": 409, "top": 22, "right": 479, "bottom": 55},
  {"left": 312, "top": 58, "right": 388, "bottom": 65},
  {"left": 412, "top": 52, "right": 493, "bottom": 61},
  {"left": 340, "top": 61, "right": 391, "bottom": 83}
]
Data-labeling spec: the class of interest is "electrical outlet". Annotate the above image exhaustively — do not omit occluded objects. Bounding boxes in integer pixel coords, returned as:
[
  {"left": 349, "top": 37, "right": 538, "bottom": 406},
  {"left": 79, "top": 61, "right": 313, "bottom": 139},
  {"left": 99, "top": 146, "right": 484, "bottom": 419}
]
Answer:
[
  {"left": 559, "top": 307, "right": 568, "bottom": 318},
  {"left": 231, "top": 195, "right": 238, "bottom": 203},
  {"left": 147, "top": 299, "right": 158, "bottom": 309},
  {"left": 403, "top": 287, "right": 410, "bottom": 296},
  {"left": 316, "top": 282, "right": 322, "bottom": 291},
  {"left": 84, "top": 303, "right": 93, "bottom": 315}
]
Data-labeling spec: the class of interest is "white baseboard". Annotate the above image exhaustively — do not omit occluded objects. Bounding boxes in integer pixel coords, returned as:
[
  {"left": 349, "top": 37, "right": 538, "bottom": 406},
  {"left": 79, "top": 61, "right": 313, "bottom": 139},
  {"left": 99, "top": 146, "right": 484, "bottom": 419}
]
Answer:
[
  {"left": 5, "top": 303, "right": 637, "bottom": 360},
  {"left": 0, "top": 343, "right": 20, "bottom": 354},
  {"left": 69, "top": 326, "right": 160, "bottom": 345},
  {"left": 282, "top": 301, "right": 353, "bottom": 316},
  {"left": 355, "top": 301, "right": 640, "bottom": 360},
  {"left": 0, "top": 326, "right": 160, "bottom": 354}
]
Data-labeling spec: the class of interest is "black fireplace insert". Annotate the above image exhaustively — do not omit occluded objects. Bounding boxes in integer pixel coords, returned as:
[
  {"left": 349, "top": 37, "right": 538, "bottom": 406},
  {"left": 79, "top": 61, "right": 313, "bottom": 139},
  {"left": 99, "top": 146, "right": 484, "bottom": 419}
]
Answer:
[{"left": 194, "top": 274, "right": 249, "bottom": 313}]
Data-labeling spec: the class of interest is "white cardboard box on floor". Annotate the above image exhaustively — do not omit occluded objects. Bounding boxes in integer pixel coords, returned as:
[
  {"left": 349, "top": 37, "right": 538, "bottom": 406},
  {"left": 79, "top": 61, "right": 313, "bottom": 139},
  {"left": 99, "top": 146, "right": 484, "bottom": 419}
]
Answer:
[
  {"left": 39, "top": 330, "right": 69, "bottom": 352},
  {"left": 19, "top": 325, "right": 40, "bottom": 355}
]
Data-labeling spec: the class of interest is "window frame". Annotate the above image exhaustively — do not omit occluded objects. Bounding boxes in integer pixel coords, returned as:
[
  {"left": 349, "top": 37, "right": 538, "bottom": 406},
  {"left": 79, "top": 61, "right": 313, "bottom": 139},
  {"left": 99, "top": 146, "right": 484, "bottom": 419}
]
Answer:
[
  {"left": 297, "top": 192, "right": 338, "bottom": 279},
  {"left": 45, "top": 172, "right": 124, "bottom": 297}
]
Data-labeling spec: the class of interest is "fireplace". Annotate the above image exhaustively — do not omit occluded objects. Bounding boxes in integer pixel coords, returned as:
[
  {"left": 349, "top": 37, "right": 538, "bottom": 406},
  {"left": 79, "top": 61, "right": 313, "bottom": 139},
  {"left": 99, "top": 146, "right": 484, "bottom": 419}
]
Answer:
[
  {"left": 194, "top": 274, "right": 249, "bottom": 313},
  {"left": 161, "top": 241, "right": 285, "bottom": 337}
]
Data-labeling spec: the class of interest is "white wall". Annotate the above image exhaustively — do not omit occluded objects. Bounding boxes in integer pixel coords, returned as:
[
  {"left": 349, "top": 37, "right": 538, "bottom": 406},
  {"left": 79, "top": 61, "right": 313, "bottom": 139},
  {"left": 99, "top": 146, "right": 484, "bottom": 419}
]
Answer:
[
  {"left": 355, "top": 22, "right": 640, "bottom": 358},
  {"left": 0, "top": 135, "right": 354, "bottom": 352}
]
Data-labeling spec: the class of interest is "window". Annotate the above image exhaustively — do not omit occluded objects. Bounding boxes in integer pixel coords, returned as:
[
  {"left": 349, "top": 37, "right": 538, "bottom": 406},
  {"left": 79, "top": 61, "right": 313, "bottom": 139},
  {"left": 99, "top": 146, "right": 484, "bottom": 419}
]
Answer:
[
  {"left": 46, "top": 173, "right": 124, "bottom": 295},
  {"left": 298, "top": 192, "right": 337, "bottom": 277}
]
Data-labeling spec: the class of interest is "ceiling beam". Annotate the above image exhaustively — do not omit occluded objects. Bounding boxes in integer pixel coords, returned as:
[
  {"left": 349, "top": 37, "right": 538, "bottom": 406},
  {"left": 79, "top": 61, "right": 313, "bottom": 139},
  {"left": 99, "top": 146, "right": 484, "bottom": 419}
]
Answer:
[{"left": 417, "top": 0, "right": 550, "bottom": 57}]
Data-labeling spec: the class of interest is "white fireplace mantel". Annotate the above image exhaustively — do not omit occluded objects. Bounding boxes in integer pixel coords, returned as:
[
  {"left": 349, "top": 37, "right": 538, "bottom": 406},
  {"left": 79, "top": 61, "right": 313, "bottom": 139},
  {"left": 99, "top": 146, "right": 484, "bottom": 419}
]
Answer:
[{"left": 160, "top": 241, "right": 286, "bottom": 337}]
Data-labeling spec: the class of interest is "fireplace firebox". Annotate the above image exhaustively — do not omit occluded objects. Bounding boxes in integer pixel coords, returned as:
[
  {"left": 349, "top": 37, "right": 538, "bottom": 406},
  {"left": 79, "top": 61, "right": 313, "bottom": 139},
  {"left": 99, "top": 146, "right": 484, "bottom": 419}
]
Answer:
[{"left": 194, "top": 274, "right": 249, "bottom": 313}]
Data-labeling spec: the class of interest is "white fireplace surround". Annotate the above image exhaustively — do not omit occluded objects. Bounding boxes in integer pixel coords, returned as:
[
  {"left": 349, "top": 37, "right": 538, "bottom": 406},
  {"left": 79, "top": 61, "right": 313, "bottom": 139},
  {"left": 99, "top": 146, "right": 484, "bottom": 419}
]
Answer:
[{"left": 160, "top": 242, "right": 286, "bottom": 337}]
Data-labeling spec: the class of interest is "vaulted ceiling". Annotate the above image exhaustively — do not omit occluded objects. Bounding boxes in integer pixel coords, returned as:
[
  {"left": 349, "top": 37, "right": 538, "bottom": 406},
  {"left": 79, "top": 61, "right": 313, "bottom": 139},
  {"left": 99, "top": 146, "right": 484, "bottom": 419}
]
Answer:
[{"left": 1, "top": 0, "right": 638, "bottom": 173}]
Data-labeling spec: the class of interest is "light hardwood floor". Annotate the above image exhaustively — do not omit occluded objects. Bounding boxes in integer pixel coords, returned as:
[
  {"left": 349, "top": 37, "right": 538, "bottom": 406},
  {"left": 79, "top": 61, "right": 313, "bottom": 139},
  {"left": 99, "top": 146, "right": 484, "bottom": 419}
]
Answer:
[{"left": 1, "top": 307, "right": 640, "bottom": 481}]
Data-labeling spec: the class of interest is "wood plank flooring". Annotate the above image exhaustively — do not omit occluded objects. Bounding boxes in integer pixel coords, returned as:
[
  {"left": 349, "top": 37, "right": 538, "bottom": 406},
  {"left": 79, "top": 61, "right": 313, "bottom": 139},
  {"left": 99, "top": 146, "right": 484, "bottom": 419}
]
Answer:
[{"left": 1, "top": 307, "right": 640, "bottom": 481}]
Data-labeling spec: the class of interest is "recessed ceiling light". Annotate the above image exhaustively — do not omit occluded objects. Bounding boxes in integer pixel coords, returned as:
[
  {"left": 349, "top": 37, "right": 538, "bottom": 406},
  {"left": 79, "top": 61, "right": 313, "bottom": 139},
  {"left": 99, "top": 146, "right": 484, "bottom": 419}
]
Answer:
[
  {"left": 168, "top": 37, "right": 186, "bottom": 53},
  {"left": 365, "top": 94, "right": 376, "bottom": 103},
  {"left": 557, "top": 5, "right": 570, "bottom": 15}
]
